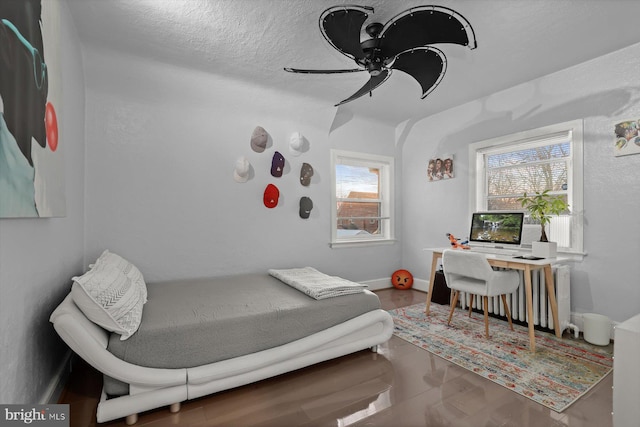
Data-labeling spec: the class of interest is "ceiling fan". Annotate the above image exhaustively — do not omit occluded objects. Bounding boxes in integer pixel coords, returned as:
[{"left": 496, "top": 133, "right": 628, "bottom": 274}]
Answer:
[{"left": 284, "top": 5, "right": 477, "bottom": 106}]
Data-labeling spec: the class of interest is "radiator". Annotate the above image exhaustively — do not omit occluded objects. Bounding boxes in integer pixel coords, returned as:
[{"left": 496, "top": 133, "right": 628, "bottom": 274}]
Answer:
[{"left": 459, "top": 265, "right": 572, "bottom": 334}]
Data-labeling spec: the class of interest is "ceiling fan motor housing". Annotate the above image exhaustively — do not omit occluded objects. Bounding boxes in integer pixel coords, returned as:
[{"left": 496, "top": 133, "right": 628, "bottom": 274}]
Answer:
[
  {"left": 360, "top": 37, "right": 383, "bottom": 76},
  {"left": 365, "top": 22, "right": 383, "bottom": 37}
]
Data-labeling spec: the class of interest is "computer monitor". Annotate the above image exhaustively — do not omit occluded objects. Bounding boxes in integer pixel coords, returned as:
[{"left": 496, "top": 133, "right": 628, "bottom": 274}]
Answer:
[{"left": 468, "top": 212, "right": 524, "bottom": 248}]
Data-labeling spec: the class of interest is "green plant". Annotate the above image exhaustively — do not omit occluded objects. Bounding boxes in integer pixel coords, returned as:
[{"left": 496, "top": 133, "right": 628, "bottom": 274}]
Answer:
[{"left": 517, "top": 190, "right": 569, "bottom": 242}]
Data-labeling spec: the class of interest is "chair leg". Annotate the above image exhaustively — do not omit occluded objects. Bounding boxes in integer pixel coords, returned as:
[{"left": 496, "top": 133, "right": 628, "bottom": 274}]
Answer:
[
  {"left": 501, "top": 294, "right": 514, "bottom": 331},
  {"left": 483, "top": 296, "right": 489, "bottom": 338},
  {"left": 448, "top": 291, "right": 459, "bottom": 325},
  {"left": 468, "top": 294, "right": 474, "bottom": 317}
]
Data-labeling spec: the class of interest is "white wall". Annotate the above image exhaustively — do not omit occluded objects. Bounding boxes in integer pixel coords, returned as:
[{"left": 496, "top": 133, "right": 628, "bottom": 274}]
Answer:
[
  {"left": 82, "top": 47, "right": 401, "bottom": 284},
  {"left": 0, "top": 1, "right": 85, "bottom": 404},
  {"left": 401, "top": 42, "right": 640, "bottom": 323},
  {"left": 6, "top": 2, "right": 637, "bottom": 407}
]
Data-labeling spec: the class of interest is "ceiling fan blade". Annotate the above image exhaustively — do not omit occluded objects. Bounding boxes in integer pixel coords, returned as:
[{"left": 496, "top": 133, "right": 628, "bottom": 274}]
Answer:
[
  {"left": 284, "top": 67, "right": 365, "bottom": 74},
  {"left": 379, "top": 6, "right": 477, "bottom": 59},
  {"left": 335, "top": 69, "right": 391, "bottom": 106},
  {"left": 320, "top": 5, "right": 373, "bottom": 61},
  {"left": 390, "top": 47, "right": 446, "bottom": 98}
]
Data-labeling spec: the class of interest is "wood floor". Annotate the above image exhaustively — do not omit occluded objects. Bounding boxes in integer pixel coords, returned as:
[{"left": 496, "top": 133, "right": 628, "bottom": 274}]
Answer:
[{"left": 58, "top": 288, "right": 613, "bottom": 426}]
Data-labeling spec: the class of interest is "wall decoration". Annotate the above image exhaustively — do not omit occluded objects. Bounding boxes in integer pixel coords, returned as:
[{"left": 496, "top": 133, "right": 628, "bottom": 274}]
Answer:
[
  {"left": 1, "top": 0, "right": 65, "bottom": 217},
  {"left": 250, "top": 126, "right": 268, "bottom": 153},
  {"left": 270, "top": 151, "right": 284, "bottom": 177},
  {"left": 289, "top": 131, "right": 309, "bottom": 156},
  {"left": 299, "top": 196, "right": 313, "bottom": 219},
  {"left": 391, "top": 269, "right": 414, "bottom": 290},
  {"left": 263, "top": 183, "right": 279, "bottom": 208},
  {"left": 613, "top": 118, "right": 640, "bottom": 157},
  {"left": 427, "top": 155, "right": 454, "bottom": 181},
  {"left": 233, "top": 156, "right": 250, "bottom": 183},
  {"left": 300, "top": 162, "right": 313, "bottom": 186}
]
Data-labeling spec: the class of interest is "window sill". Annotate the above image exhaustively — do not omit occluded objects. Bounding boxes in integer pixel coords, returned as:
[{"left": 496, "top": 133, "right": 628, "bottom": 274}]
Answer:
[{"left": 329, "top": 239, "right": 397, "bottom": 249}]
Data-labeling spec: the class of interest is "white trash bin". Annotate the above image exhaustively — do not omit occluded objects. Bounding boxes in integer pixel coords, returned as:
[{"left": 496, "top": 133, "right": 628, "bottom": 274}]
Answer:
[{"left": 583, "top": 313, "right": 611, "bottom": 346}]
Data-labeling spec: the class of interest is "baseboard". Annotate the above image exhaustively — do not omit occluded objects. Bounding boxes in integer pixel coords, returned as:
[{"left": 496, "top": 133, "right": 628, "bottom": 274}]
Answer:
[
  {"left": 40, "top": 350, "right": 72, "bottom": 404},
  {"left": 360, "top": 277, "right": 429, "bottom": 293},
  {"left": 410, "top": 278, "right": 429, "bottom": 293},
  {"left": 359, "top": 278, "right": 391, "bottom": 291}
]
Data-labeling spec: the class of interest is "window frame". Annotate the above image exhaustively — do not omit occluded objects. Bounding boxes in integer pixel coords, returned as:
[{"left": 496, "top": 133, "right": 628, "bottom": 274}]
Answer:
[
  {"left": 330, "top": 149, "right": 395, "bottom": 248},
  {"left": 468, "top": 119, "right": 584, "bottom": 256}
]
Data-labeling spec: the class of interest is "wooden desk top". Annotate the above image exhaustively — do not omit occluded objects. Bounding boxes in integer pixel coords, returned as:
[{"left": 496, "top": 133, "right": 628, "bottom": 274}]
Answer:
[{"left": 424, "top": 247, "right": 572, "bottom": 268}]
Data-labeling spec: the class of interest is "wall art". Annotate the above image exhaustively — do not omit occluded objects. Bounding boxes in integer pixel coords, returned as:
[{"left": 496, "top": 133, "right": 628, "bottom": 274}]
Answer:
[
  {"left": 614, "top": 118, "right": 640, "bottom": 157},
  {"left": 427, "top": 154, "right": 454, "bottom": 181},
  {"left": 1, "top": 0, "right": 65, "bottom": 217}
]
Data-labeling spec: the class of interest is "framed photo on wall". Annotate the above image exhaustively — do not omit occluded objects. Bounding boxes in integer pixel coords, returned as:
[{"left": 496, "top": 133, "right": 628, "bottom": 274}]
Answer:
[{"left": 427, "top": 155, "right": 454, "bottom": 181}]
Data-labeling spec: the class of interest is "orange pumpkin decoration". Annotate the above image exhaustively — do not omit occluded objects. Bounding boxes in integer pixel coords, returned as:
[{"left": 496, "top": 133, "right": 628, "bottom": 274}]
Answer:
[{"left": 392, "top": 269, "right": 414, "bottom": 290}]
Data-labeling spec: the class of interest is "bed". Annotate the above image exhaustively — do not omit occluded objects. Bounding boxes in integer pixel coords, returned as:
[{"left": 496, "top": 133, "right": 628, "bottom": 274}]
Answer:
[{"left": 50, "top": 256, "right": 394, "bottom": 425}]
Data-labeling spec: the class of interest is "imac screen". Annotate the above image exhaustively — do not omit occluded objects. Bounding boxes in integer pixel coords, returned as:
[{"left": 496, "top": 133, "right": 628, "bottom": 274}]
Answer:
[{"left": 469, "top": 212, "right": 524, "bottom": 246}]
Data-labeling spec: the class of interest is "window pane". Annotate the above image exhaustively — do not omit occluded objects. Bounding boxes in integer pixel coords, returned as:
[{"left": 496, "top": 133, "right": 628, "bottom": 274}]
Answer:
[
  {"left": 336, "top": 165, "right": 380, "bottom": 199},
  {"left": 337, "top": 200, "right": 381, "bottom": 235},
  {"left": 336, "top": 201, "right": 381, "bottom": 218},
  {"left": 487, "top": 161, "right": 568, "bottom": 196},
  {"left": 487, "top": 197, "right": 523, "bottom": 211},
  {"left": 336, "top": 219, "right": 381, "bottom": 237},
  {"left": 484, "top": 142, "right": 572, "bottom": 245},
  {"left": 471, "top": 120, "right": 583, "bottom": 253},
  {"left": 486, "top": 142, "right": 570, "bottom": 203},
  {"left": 487, "top": 143, "right": 570, "bottom": 168},
  {"left": 331, "top": 150, "right": 393, "bottom": 245}
]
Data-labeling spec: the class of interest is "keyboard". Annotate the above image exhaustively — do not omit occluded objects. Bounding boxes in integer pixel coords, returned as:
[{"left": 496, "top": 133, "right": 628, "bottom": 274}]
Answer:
[{"left": 468, "top": 246, "right": 520, "bottom": 256}]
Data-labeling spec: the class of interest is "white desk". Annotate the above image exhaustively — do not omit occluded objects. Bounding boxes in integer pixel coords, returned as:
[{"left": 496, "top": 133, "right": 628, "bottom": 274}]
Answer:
[{"left": 424, "top": 247, "right": 571, "bottom": 351}]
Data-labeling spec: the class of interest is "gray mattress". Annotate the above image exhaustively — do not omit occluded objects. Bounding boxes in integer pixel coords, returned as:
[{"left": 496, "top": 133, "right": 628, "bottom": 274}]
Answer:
[{"left": 107, "top": 273, "right": 380, "bottom": 370}]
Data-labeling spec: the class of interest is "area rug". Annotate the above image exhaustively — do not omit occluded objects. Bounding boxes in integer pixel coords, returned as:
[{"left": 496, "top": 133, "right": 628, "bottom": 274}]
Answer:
[{"left": 388, "top": 302, "right": 613, "bottom": 412}]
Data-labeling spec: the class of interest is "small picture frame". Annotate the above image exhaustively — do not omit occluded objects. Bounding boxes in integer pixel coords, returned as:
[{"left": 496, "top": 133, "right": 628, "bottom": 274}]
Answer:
[{"left": 427, "top": 155, "right": 454, "bottom": 181}]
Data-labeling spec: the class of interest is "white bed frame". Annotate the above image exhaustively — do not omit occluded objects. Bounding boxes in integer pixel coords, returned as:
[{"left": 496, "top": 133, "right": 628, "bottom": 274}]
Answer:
[{"left": 50, "top": 294, "right": 394, "bottom": 424}]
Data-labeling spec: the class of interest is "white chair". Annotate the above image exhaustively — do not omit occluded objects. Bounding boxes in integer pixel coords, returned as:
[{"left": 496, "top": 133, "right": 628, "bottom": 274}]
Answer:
[{"left": 442, "top": 249, "right": 519, "bottom": 338}]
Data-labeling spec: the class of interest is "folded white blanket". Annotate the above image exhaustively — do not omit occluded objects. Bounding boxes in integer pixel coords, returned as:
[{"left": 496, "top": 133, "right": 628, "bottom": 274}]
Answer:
[{"left": 268, "top": 267, "right": 367, "bottom": 300}]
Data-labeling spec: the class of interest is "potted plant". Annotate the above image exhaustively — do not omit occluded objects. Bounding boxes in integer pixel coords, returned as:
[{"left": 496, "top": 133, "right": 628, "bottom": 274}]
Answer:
[{"left": 517, "top": 190, "right": 569, "bottom": 257}]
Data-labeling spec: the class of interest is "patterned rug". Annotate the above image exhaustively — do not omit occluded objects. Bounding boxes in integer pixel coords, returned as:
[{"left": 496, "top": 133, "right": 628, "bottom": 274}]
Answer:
[{"left": 388, "top": 302, "right": 613, "bottom": 412}]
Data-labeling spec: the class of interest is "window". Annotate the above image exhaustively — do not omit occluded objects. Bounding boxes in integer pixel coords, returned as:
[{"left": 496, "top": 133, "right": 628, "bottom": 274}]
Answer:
[
  {"left": 330, "top": 150, "right": 394, "bottom": 247},
  {"left": 469, "top": 120, "right": 584, "bottom": 255}
]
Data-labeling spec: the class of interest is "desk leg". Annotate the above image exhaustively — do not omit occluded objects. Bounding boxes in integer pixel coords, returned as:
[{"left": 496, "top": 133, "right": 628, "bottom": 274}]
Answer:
[
  {"left": 544, "top": 265, "right": 562, "bottom": 338},
  {"left": 524, "top": 265, "right": 536, "bottom": 352},
  {"left": 425, "top": 253, "right": 438, "bottom": 315}
]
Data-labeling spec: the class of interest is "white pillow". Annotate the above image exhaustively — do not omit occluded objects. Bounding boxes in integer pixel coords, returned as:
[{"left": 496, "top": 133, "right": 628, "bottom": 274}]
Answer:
[
  {"left": 93, "top": 250, "right": 147, "bottom": 303},
  {"left": 71, "top": 264, "right": 145, "bottom": 340}
]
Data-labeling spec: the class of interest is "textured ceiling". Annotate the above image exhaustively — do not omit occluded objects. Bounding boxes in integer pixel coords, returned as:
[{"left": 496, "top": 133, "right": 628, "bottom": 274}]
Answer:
[{"left": 67, "top": 0, "right": 640, "bottom": 126}]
